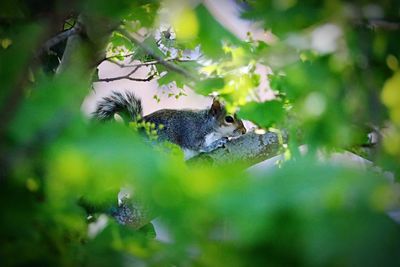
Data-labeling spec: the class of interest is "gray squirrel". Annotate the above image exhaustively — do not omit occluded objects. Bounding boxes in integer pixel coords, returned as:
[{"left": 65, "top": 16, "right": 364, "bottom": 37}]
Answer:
[{"left": 93, "top": 91, "right": 247, "bottom": 158}]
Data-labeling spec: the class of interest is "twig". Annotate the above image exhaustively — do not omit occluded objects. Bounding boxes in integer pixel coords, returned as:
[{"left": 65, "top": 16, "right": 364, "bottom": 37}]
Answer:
[
  {"left": 367, "top": 20, "right": 400, "bottom": 30},
  {"left": 106, "top": 59, "right": 158, "bottom": 68},
  {"left": 118, "top": 28, "right": 197, "bottom": 80},
  {"left": 95, "top": 52, "right": 136, "bottom": 67},
  {"left": 95, "top": 64, "right": 156, "bottom": 82},
  {"left": 96, "top": 74, "right": 155, "bottom": 82},
  {"left": 105, "top": 52, "right": 135, "bottom": 61},
  {"left": 352, "top": 19, "right": 400, "bottom": 31},
  {"left": 96, "top": 56, "right": 195, "bottom": 82},
  {"left": 107, "top": 58, "right": 195, "bottom": 68}
]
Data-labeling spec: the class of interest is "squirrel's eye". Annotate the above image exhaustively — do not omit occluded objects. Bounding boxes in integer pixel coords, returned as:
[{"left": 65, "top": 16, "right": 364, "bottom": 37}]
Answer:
[{"left": 225, "top": 115, "right": 234, "bottom": 123}]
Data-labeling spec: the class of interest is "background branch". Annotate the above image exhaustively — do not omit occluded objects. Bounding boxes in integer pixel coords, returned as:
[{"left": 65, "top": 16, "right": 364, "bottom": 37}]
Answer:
[
  {"left": 118, "top": 28, "right": 198, "bottom": 80},
  {"left": 95, "top": 57, "right": 196, "bottom": 82},
  {"left": 106, "top": 57, "right": 195, "bottom": 68},
  {"left": 353, "top": 19, "right": 400, "bottom": 30},
  {"left": 367, "top": 19, "right": 400, "bottom": 30},
  {"left": 95, "top": 64, "right": 157, "bottom": 82},
  {"left": 38, "top": 22, "right": 82, "bottom": 57},
  {"left": 96, "top": 72, "right": 156, "bottom": 83},
  {"left": 94, "top": 52, "right": 136, "bottom": 67}
]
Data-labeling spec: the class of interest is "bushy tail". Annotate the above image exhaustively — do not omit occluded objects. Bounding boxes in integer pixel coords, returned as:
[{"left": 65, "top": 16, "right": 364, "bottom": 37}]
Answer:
[{"left": 92, "top": 91, "right": 143, "bottom": 122}]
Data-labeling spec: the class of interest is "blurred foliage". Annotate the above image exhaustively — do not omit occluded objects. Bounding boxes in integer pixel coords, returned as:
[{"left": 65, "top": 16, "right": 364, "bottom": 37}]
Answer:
[{"left": 1, "top": 0, "right": 400, "bottom": 266}]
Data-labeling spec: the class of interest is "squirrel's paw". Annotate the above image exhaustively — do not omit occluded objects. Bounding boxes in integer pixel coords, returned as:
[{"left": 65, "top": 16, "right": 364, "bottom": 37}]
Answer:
[
  {"left": 214, "top": 137, "right": 228, "bottom": 148},
  {"left": 201, "top": 137, "right": 228, "bottom": 153}
]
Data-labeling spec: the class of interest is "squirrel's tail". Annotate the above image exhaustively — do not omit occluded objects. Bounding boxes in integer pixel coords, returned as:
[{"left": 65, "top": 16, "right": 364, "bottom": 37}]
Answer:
[{"left": 92, "top": 91, "right": 143, "bottom": 122}]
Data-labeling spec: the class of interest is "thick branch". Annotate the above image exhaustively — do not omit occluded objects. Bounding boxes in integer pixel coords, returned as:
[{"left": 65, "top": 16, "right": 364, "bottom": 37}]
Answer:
[
  {"left": 188, "top": 131, "right": 287, "bottom": 167},
  {"left": 56, "top": 15, "right": 120, "bottom": 74},
  {"left": 38, "top": 23, "right": 82, "bottom": 57},
  {"left": 56, "top": 27, "right": 82, "bottom": 74},
  {"left": 113, "top": 131, "right": 287, "bottom": 229}
]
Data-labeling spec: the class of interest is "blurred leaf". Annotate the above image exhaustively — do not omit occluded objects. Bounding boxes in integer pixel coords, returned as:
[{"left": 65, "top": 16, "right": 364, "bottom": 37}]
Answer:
[
  {"left": 2, "top": 1, "right": 400, "bottom": 266},
  {"left": 206, "top": 158, "right": 400, "bottom": 266},
  {"left": 381, "top": 71, "right": 400, "bottom": 125},
  {"left": 126, "top": 2, "right": 160, "bottom": 28},
  {"left": 109, "top": 32, "right": 135, "bottom": 51},
  {"left": 0, "top": 23, "right": 42, "bottom": 103},
  {"left": 242, "top": 0, "right": 331, "bottom": 36},
  {"left": 195, "top": 4, "right": 242, "bottom": 59},
  {"left": 173, "top": 6, "right": 199, "bottom": 41},
  {"left": 238, "top": 100, "right": 285, "bottom": 128},
  {"left": 8, "top": 66, "right": 89, "bottom": 143},
  {"left": 0, "top": 0, "right": 25, "bottom": 18},
  {"left": 81, "top": 0, "right": 138, "bottom": 18},
  {"left": 196, "top": 77, "right": 225, "bottom": 95},
  {"left": 157, "top": 71, "right": 186, "bottom": 88}
]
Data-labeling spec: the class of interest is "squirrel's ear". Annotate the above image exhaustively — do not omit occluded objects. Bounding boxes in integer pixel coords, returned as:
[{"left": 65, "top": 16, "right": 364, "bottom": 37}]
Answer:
[{"left": 210, "top": 98, "right": 222, "bottom": 116}]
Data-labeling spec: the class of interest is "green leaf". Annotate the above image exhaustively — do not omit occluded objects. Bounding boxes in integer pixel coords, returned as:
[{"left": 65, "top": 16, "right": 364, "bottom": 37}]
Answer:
[
  {"left": 109, "top": 32, "right": 134, "bottom": 51},
  {"left": 142, "top": 36, "right": 165, "bottom": 58},
  {"left": 138, "top": 222, "right": 156, "bottom": 239},
  {"left": 157, "top": 71, "right": 186, "bottom": 88},
  {"left": 63, "top": 18, "right": 76, "bottom": 30},
  {"left": 241, "top": 0, "right": 329, "bottom": 36},
  {"left": 81, "top": 0, "right": 137, "bottom": 18},
  {"left": 0, "top": 23, "right": 43, "bottom": 104},
  {"left": 195, "top": 77, "right": 225, "bottom": 95},
  {"left": 92, "top": 68, "right": 100, "bottom": 83},
  {"left": 8, "top": 66, "right": 89, "bottom": 143},
  {"left": 195, "top": 4, "right": 242, "bottom": 59},
  {"left": 238, "top": 100, "right": 285, "bottom": 128},
  {"left": 126, "top": 2, "right": 160, "bottom": 28}
]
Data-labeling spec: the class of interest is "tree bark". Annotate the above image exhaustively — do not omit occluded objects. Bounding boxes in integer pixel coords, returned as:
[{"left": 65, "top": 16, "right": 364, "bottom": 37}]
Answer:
[
  {"left": 56, "top": 15, "right": 119, "bottom": 75},
  {"left": 187, "top": 131, "right": 287, "bottom": 167}
]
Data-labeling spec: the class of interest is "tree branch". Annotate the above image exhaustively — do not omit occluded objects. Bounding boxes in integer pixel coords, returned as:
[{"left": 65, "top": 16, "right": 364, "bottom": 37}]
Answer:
[
  {"left": 187, "top": 131, "right": 287, "bottom": 167},
  {"left": 118, "top": 28, "right": 198, "bottom": 80},
  {"left": 38, "top": 22, "right": 83, "bottom": 57},
  {"left": 56, "top": 14, "right": 120, "bottom": 74},
  {"left": 95, "top": 65, "right": 157, "bottom": 83},
  {"left": 106, "top": 57, "right": 194, "bottom": 68},
  {"left": 113, "top": 131, "right": 287, "bottom": 229},
  {"left": 366, "top": 19, "right": 400, "bottom": 30},
  {"left": 352, "top": 19, "right": 400, "bottom": 31},
  {"left": 96, "top": 73, "right": 156, "bottom": 82},
  {"left": 94, "top": 52, "right": 136, "bottom": 67},
  {"left": 95, "top": 57, "right": 194, "bottom": 83}
]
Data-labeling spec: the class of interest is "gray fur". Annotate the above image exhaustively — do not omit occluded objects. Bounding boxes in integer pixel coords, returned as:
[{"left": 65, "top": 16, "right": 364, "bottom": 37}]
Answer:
[
  {"left": 93, "top": 91, "right": 246, "bottom": 152},
  {"left": 144, "top": 109, "right": 219, "bottom": 150},
  {"left": 92, "top": 91, "right": 142, "bottom": 121}
]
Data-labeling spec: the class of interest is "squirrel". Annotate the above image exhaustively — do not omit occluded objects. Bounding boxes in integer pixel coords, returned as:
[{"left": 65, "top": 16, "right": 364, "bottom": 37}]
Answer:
[{"left": 92, "top": 91, "right": 247, "bottom": 159}]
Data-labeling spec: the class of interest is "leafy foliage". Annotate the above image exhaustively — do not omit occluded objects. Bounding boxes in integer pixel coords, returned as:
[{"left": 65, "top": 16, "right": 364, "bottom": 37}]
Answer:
[{"left": 1, "top": 0, "right": 400, "bottom": 266}]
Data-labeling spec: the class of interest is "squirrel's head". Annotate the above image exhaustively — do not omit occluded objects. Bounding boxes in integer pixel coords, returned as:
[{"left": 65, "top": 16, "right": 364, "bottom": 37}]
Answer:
[{"left": 209, "top": 98, "right": 247, "bottom": 137}]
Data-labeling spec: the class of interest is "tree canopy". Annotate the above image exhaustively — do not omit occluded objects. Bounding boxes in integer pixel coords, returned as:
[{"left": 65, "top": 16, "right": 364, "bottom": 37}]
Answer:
[{"left": 1, "top": 0, "right": 400, "bottom": 266}]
